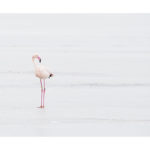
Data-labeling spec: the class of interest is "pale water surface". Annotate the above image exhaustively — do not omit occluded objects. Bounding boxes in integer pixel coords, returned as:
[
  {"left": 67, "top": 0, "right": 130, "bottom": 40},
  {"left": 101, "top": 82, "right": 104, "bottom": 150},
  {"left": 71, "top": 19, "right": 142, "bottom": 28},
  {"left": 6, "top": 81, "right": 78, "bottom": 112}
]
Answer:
[{"left": 0, "top": 14, "right": 150, "bottom": 136}]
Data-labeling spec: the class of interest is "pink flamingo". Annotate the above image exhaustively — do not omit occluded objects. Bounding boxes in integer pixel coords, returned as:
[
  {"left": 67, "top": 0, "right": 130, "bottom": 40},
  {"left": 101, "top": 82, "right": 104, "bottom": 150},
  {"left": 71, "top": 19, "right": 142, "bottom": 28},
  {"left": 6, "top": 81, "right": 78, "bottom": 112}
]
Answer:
[{"left": 32, "top": 54, "right": 53, "bottom": 108}]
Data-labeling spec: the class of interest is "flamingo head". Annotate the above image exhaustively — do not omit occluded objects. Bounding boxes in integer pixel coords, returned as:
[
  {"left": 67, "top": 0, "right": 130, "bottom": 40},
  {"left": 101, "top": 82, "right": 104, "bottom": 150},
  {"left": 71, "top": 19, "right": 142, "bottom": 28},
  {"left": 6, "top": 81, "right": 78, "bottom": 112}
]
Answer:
[{"left": 32, "top": 54, "right": 41, "bottom": 63}]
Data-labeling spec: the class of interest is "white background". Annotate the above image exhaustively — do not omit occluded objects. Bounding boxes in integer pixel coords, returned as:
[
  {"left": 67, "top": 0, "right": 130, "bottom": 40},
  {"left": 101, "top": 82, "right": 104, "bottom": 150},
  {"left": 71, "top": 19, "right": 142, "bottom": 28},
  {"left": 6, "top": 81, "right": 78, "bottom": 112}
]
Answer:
[{"left": 0, "top": 0, "right": 150, "bottom": 149}]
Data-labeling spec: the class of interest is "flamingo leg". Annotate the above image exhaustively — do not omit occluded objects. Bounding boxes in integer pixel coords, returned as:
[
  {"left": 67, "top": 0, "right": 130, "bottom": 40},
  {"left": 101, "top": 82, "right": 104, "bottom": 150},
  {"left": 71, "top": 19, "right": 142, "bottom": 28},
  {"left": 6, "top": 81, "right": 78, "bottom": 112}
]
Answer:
[
  {"left": 40, "top": 79, "right": 43, "bottom": 108},
  {"left": 43, "top": 79, "right": 46, "bottom": 108}
]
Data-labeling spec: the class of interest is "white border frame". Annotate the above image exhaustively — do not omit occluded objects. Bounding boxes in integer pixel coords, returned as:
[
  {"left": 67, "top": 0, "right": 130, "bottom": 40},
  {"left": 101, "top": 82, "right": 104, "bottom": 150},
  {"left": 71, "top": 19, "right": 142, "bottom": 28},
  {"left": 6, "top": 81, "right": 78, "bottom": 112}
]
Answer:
[
  {"left": 1, "top": 137, "right": 150, "bottom": 150},
  {"left": 0, "top": 0, "right": 150, "bottom": 13}
]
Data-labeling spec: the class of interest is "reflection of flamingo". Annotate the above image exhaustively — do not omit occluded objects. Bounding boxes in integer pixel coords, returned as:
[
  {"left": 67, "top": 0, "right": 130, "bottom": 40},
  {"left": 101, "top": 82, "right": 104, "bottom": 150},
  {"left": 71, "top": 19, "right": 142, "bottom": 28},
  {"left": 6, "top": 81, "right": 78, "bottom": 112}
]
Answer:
[{"left": 32, "top": 54, "right": 53, "bottom": 108}]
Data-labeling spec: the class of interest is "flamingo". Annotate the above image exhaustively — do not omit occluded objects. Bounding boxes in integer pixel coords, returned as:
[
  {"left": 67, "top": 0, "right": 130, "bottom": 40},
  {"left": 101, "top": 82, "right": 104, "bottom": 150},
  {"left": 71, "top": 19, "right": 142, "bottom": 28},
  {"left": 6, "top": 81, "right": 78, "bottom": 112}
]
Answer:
[{"left": 32, "top": 54, "right": 53, "bottom": 108}]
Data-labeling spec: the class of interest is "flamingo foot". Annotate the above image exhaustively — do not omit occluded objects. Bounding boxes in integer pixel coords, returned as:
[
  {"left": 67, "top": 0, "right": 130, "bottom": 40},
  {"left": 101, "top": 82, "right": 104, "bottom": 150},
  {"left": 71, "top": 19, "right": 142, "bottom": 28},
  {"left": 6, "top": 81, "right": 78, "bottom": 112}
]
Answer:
[{"left": 37, "top": 106, "right": 44, "bottom": 108}]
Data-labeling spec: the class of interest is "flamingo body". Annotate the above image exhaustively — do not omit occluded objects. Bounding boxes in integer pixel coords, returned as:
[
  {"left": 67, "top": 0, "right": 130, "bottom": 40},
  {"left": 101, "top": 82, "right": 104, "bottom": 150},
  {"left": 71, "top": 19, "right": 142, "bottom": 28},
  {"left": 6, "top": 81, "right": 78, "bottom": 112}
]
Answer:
[{"left": 35, "top": 64, "right": 51, "bottom": 79}]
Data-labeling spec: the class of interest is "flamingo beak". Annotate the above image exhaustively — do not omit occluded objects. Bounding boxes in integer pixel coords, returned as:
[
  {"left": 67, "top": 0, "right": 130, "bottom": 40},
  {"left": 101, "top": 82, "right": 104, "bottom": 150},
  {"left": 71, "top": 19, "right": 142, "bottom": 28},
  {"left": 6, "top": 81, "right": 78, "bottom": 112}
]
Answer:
[{"left": 37, "top": 56, "right": 41, "bottom": 63}]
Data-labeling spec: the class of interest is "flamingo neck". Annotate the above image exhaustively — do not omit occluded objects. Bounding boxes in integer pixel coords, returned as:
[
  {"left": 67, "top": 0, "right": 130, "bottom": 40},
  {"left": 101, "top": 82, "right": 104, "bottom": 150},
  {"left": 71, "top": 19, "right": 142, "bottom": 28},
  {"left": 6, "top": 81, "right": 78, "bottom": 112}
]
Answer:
[{"left": 32, "top": 58, "right": 38, "bottom": 67}]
